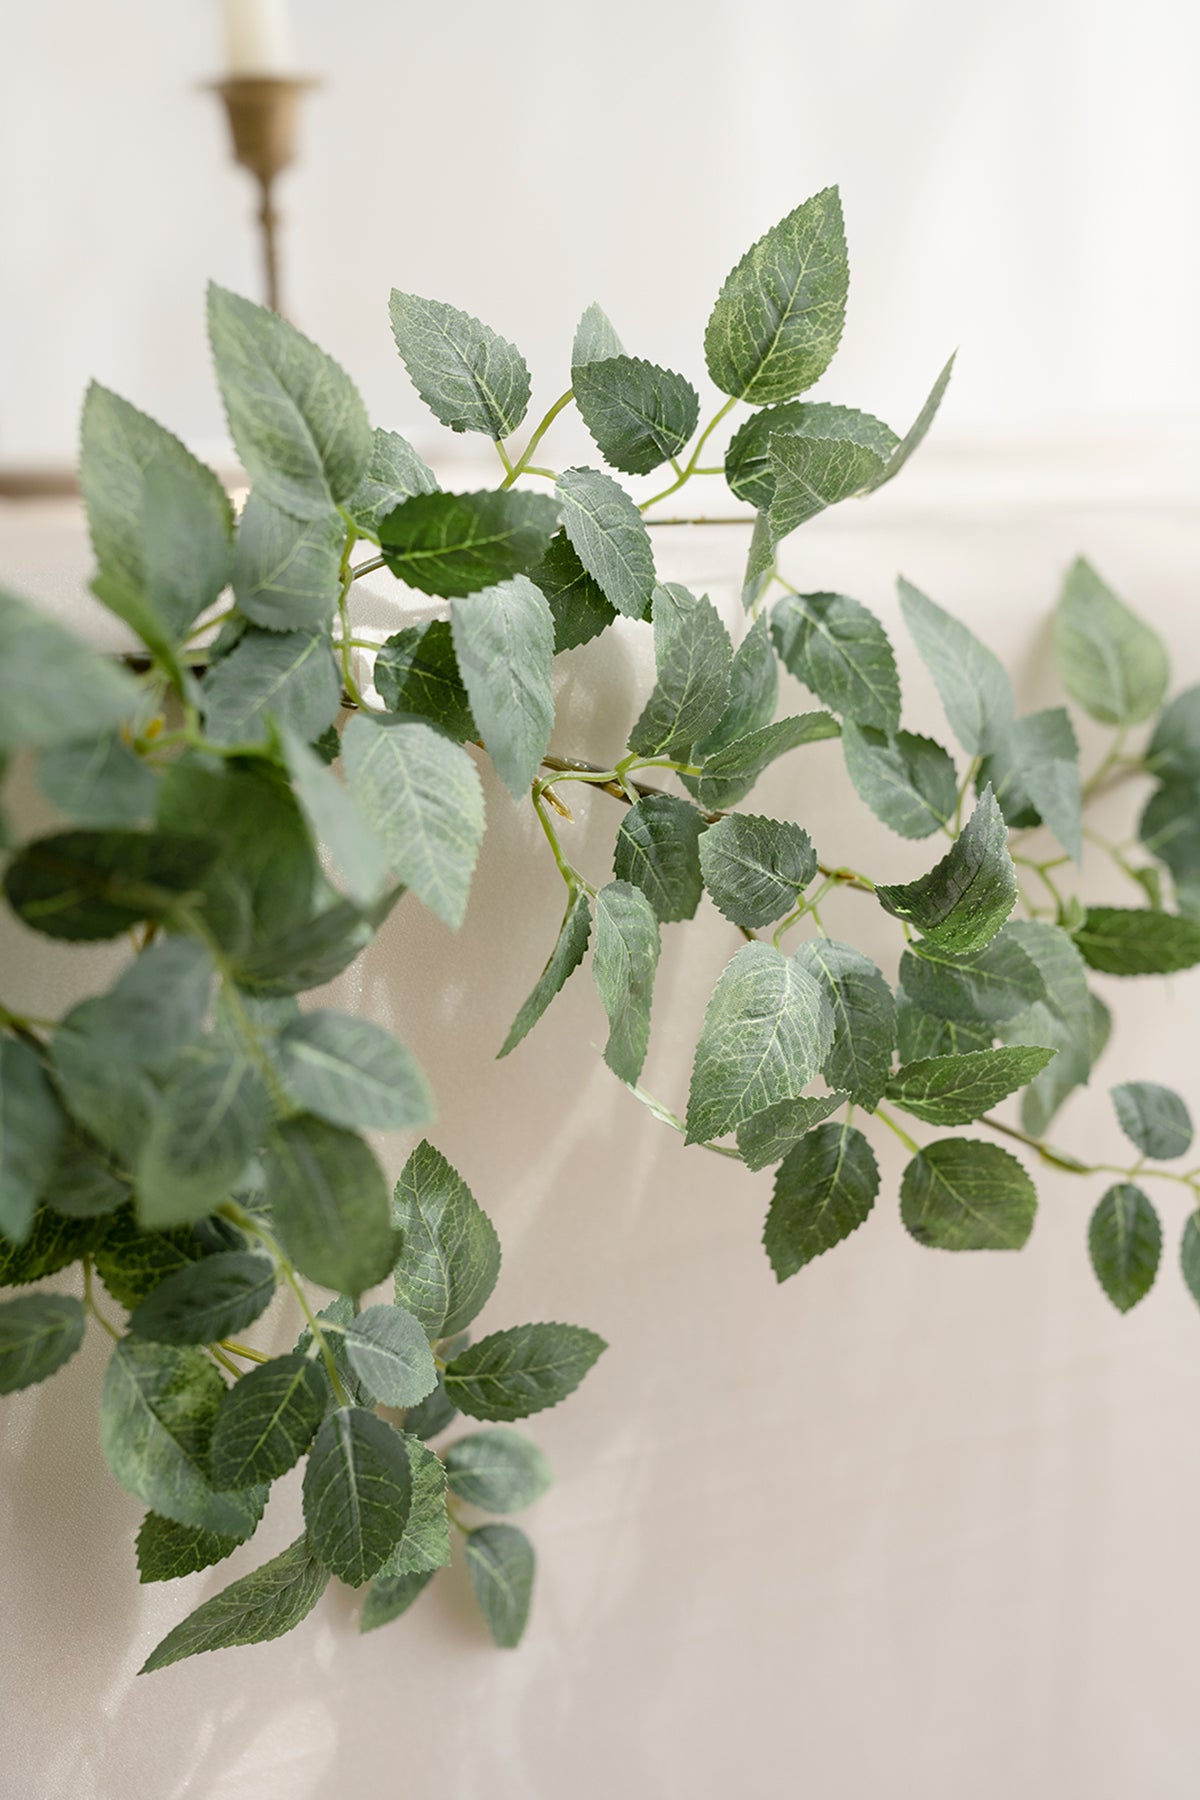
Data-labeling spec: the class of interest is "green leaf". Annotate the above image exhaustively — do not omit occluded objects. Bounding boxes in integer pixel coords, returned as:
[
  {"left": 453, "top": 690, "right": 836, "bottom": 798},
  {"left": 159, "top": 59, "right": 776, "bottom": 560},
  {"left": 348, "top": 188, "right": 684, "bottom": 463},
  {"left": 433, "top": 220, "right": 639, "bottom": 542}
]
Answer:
[
  {"left": 498, "top": 888, "right": 593, "bottom": 1058},
  {"left": 37, "top": 734, "right": 158, "bottom": 828},
  {"left": 93, "top": 1213, "right": 224, "bottom": 1309},
  {"left": 129, "top": 1252, "right": 275, "bottom": 1345},
  {"left": 231, "top": 490, "right": 343, "bottom": 632},
  {"left": 1181, "top": 1213, "right": 1200, "bottom": 1309},
  {"left": 275, "top": 1010, "right": 432, "bottom": 1133},
  {"left": 1146, "top": 686, "right": 1200, "bottom": 783},
  {"left": 375, "top": 1436, "right": 450, "bottom": 1578},
  {"left": 555, "top": 467, "right": 656, "bottom": 619},
  {"left": 573, "top": 356, "right": 699, "bottom": 475},
  {"left": 699, "top": 814, "right": 815, "bottom": 929},
  {"left": 612, "top": 794, "right": 704, "bottom": 922},
  {"left": 342, "top": 712, "right": 484, "bottom": 931},
  {"left": 0, "top": 1037, "right": 67, "bottom": 1243},
  {"left": 900, "top": 1139, "right": 1036, "bottom": 1250},
  {"left": 764, "top": 1122, "right": 879, "bottom": 1279},
  {"left": 696, "top": 614, "right": 778, "bottom": 756},
  {"left": 1074, "top": 908, "right": 1200, "bottom": 976},
  {"left": 444, "top": 1322, "right": 607, "bottom": 1422},
  {"left": 361, "top": 1568, "right": 436, "bottom": 1633},
  {"left": 841, "top": 723, "right": 957, "bottom": 840},
  {"left": 50, "top": 1002, "right": 157, "bottom": 1164},
  {"left": 527, "top": 531, "right": 617, "bottom": 653},
  {"left": 704, "top": 187, "right": 848, "bottom": 403},
  {"left": 391, "top": 1141, "right": 501, "bottom": 1339},
  {"left": 741, "top": 511, "right": 775, "bottom": 613},
  {"left": 373, "top": 621, "right": 477, "bottom": 741},
  {"left": 877, "top": 787, "right": 1016, "bottom": 953},
  {"left": 139, "top": 1536, "right": 329, "bottom": 1673},
  {"left": 4, "top": 829, "right": 217, "bottom": 942},
  {"left": 0, "top": 1293, "right": 85, "bottom": 1393},
  {"left": 263, "top": 1115, "right": 395, "bottom": 1296},
  {"left": 388, "top": 292, "right": 531, "bottom": 439},
  {"left": 685, "top": 942, "right": 833, "bottom": 1144},
  {"left": 896, "top": 997, "right": 992, "bottom": 1063},
  {"left": 99, "top": 1339, "right": 263, "bottom": 1533},
  {"left": 898, "top": 577, "right": 1014, "bottom": 756},
  {"left": 862, "top": 353, "right": 956, "bottom": 491},
  {"left": 277, "top": 726, "right": 391, "bottom": 909},
  {"left": 233, "top": 896, "right": 392, "bottom": 997},
  {"left": 1055, "top": 557, "right": 1169, "bottom": 726},
  {"left": 992, "top": 919, "right": 1099, "bottom": 1134},
  {"left": 1139, "top": 779, "right": 1200, "bottom": 888},
  {"left": 726, "top": 403, "right": 897, "bottom": 514},
  {"left": 450, "top": 575, "right": 555, "bottom": 799},
  {"left": 209, "top": 1352, "right": 326, "bottom": 1489},
  {"left": 137, "top": 457, "right": 233, "bottom": 644},
  {"left": 794, "top": 938, "right": 896, "bottom": 1110},
  {"left": 445, "top": 1428, "right": 553, "bottom": 1513},
  {"left": 0, "top": 1203, "right": 106, "bottom": 1289},
  {"left": 403, "top": 1369, "right": 459, "bottom": 1442},
  {"left": 42, "top": 1127, "right": 131, "bottom": 1220},
  {"left": 690, "top": 712, "right": 840, "bottom": 811},
  {"left": 767, "top": 431, "right": 888, "bottom": 539},
  {"left": 978, "top": 708, "right": 1082, "bottom": 861},
  {"left": 0, "top": 586, "right": 138, "bottom": 753},
  {"left": 208, "top": 285, "right": 371, "bottom": 519},
  {"left": 592, "top": 880, "right": 661, "bottom": 1085},
  {"left": 1111, "top": 1082, "right": 1193, "bottom": 1160},
  {"left": 379, "top": 488, "right": 559, "bottom": 599},
  {"left": 1088, "top": 1183, "right": 1161, "bottom": 1311},
  {"left": 572, "top": 303, "right": 625, "bottom": 366},
  {"left": 339, "top": 1305, "right": 438, "bottom": 1408},
  {"left": 628, "top": 584, "right": 732, "bottom": 759},
  {"left": 899, "top": 930, "right": 1046, "bottom": 1027},
  {"left": 135, "top": 1512, "right": 246, "bottom": 1583},
  {"left": 344, "top": 427, "right": 439, "bottom": 540},
  {"left": 735, "top": 1091, "right": 850, "bottom": 1172},
  {"left": 886, "top": 1047, "right": 1056, "bottom": 1126},
  {"left": 466, "top": 1523, "right": 535, "bottom": 1648},
  {"left": 200, "top": 626, "right": 340, "bottom": 748},
  {"left": 1019, "top": 986, "right": 1111, "bottom": 1139},
  {"left": 771, "top": 591, "right": 900, "bottom": 733},
  {"left": 303, "top": 1407, "right": 412, "bottom": 1585},
  {"left": 135, "top": 1042, "right": 271, "bottom": 1229}
]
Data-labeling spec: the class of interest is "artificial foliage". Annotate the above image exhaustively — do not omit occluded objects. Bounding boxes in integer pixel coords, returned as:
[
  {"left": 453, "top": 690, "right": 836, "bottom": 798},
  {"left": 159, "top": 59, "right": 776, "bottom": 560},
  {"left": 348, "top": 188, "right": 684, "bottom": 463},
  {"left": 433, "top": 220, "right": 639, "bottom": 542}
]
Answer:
[{"left": 2, "top": 187, "right": 1199, "bottom": 1669}]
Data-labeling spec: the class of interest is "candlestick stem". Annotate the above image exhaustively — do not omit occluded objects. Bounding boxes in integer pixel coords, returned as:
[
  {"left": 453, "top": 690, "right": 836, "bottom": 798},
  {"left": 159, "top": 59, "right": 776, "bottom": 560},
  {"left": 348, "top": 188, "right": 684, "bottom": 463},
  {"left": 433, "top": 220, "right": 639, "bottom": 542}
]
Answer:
[
  {"left": 209, "top": 76, "right": 317, "bottom": 317},
  {"left": 257, "top": 174, "right": 282, "bottom": 315}
]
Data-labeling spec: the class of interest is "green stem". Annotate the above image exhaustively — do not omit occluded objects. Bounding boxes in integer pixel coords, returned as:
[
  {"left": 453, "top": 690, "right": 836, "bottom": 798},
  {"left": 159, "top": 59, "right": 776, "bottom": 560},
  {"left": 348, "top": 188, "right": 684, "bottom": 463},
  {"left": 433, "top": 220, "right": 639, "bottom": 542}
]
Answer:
[
  {"left": 209, "top": 1344, "right": 244, "bottom": 1380},
  {"left": 224, "top": 1203, "right": 348, "bottom": 1405},
  {"left": 502, "top": 391, "right": 575, "bottom": 488},
  {"left": 874, "top": 1105, "right": 922, "bottom": 1157},
  {"left": 181, "top": 605, "right": 238, "bottom": 647},
  {"left": 82, "top": 1256, "right": 121, "bottom": 1342},
  {"left": 1081, "top": 726, "right": 1131, "bottom": 801},
  {"left": 494, "top": 438, "right": 516, "bottom": 477},
  {"left": 220, "top": 1338, "right": 272, "bottom": 1365},
  {"left": 350, "top": 553, "right": 387, "bottom": 581},
  {"left": 639, "top": 396, "right": 738, "bottom": 513},
  {"left": 532, "top": 789, "right": 593, "bottom": 896}
]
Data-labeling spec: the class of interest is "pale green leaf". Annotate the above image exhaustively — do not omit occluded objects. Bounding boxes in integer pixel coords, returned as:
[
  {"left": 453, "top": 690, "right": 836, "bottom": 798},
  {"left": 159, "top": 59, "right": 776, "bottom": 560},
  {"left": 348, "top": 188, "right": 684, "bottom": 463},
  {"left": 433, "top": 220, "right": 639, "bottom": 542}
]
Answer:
[
  {"left": 735, "top": 1090, "right": 850, "bottom": 1173},
  {"left": 466, "top": 1523, "right": 535, "bottom": 1648},
  {"left": 388, "top": 292, "right": 531, "bottom": 438},
  {"left": 1074, "top": 908, "right": 1200, "bottom": 976},
  {"left": 128, "top": 1251, "right": 276, "bottom": 1345},
  {"left": 232, "top": 490, "right": 343, "bottom": 631},
  {"left": 360, "top": 1568, "right": 436, "bottom": 1633},
  {"left": 391, "top": 1140, "right": 501, "bottom": 1339},
  {"left": 339, "top": 1304, "right": 438, "bottom": 1408},
  {"left": 629, "top": 584, "right": 732, "bottom": 759},
  {"left": 556, "top": 466, "right": 656, "bottom": 618},
  {"left": 209, "top": 1352, "right": 326, "bottom": 1489},
  {"left": 445, "top": 1428, "right": 553, "bottom": 1513},
  {"left": 37, "top": 734, "right": 157, "bottom": 828},
  {"left": 450, "top": 574, "right": 555, "bottom": 799},
  {"left": 345, "top": 427, "right": 439, "bottom": 539},
  {"left": 690, "top": 711, "right": 840, "bottom": 811},
  {"left": 979, "top": 708, "right": 1082, "bottom": 861},
  {"left": 0, "top": 586, "right": 138, "bottom": 753},
  {"left": 1146, "top": 686, "right": 1200, "bottom": 784},
  {"left": 696, "top": 614, "right": 778, "bottom": 756},
  {"left": 841, "top": 722, "right": 957, "bottom": 839},
  {"left": 698, "top": 814, "right": 816, "bottom": 928},
  {"left": 726, "top": 402, "right": 897, "bottom": 513},
  {"left": 771, "top": 590, "right": 900, "bottom": 732},
  {"left": 794, "top": 938, "right": 896, "bottom": 1110},
  {"left": 877, "top": 787, "right": 1016, "bottom": 952},
  {"left": 767, "top": 433, "right": 887, "bottom": 539},
  {"left": 275, "top": 1010, "right": 432, "bottom": 1133},
  {"left": 200, "top": 626, "right": 340, "bottom": 747},
  {"left": 1055, "top": 557, "right": 1169, "bottom": 726},
  {"left": 0, "top": 1036, "right": 67, "bottom": 1243},
  {"left": 862, "top": 353, "right": 956, "bottom": 492},
  {"left": 277, "top": 726, "right": 391, "bottom": 908},
  {"left": 612, "top": 794, "right": 704, "bottom": 922},
  {"left": 1111, "top": 1082, "right": 1193, "bottom": 1160},
  {"left": 592, "top": 880, "right": 661, "bottom": 1085},
  {"left": 135, "top": 1042, "right": 270, "bottom": 1229},
  {"left": 303, "top": 1406, "right": 412, "bottom": 1585},
  {"left": 375, "top": 1436, "right": 450, "bottom": 1578},
  {"left": 898, "top": 577, "right": 1014, "bottom": 755},
  {"left": 572, "top": 303, "right": 625, "bottom": 366},
  {"left": 899, "top": 931, "right": 1047, "bottom": 1027},
  {"left": 573, "top": 356, "right": 699, "bottom": 475}
]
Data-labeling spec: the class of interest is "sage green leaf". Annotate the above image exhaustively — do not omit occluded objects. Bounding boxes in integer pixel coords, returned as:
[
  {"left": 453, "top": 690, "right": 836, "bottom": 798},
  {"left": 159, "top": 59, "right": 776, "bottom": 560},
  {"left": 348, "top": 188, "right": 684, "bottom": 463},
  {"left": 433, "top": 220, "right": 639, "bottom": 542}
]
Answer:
[
  {"left": 0, "top": 1293, "right": 85, "bottom": 1393},
  {"left": 573, "top": 356, "right": 699, "bottom": 475},
  {"left": 527, "top": 531, "right": 618, "bottom": 653},
  {"left": 498, "top": 888, "right": 592, "bottom": 1058},
  {"left": 896, "top": 997, "right": 992, "bottom": 1063},
  {"left": 466, "top": 1523, "right": 535, "bottom": 1648},
  {"left": 209, "top": 1352, "right": 326, "bottom": 1489},
  {"left": 704, "top": 187, "right": 848, "bottom": 403},
  {"left": 373, "top": 621, "right": 476, "bottom": 741},
  {"left": 726, "top": 403, "right": 897, "bottom": 514},
  {"left": 978, "top": 708, "right": 1082, "bottom": 861},
  {"left": 37, "top": 734, "right": 158, "bottom": 828},
  {"left": 0, "top": 1203, "right": 106, "bottom": 1290},
  {"left": 898, "top": 577, "right": 1014, "bottom": 756},
  {"left": 1181, "top": 1214, "right": 1200, "bottom": 1309},
  {"left": 42, "top": 1127, "right": 130, "bottom": 1220},
  {"left": 50, "top": 1002, "right": 158, "bottom": 1163},
  {"left": 232, "top": 491, "right": 343, "bottom": 632},
  {"left": 135, "top": 1043, "right": 271, "bottom": 1229},
  {"left": 55, "top": 940, "right": 213, "bottom": 1118},
  {"left": 4, "top": 829, "right": 217, "bottom": 942},
  {"left": 342, "top": 711, "right": 484, "bottom": 930},
  {"left": 129, "top": 1251, "right": 275, "bottom": 1345},
  {"left": 208, "top": 285, "right": 371, "bottom": 519},
  {"left": 136, "top": 1513, "right": 246, "bottom": 1584},
  {"left": 886, "top": 1047, "right": 1056, "bottom": 1126},
  {"left": 900, "top": 932, "right": 1046, "bottom": 1027},
  {"left": 378, "top": 490, "right": 559, "bottom": 598},
  {"left": 345, "top": 427, "right": 439, "bottom": 539},
  {"left": 0, "top": 586, "right": 138, "bottom": 753},
  {"left": 691, "top": 712, "right": 841, "bottom": 811},
  {"left": 877, "top": 787, "right": 1016, "bottom": 953},
  {"left": 93, "top": 1213, "right": 221, "bottom": 1310},
  {"left": 361, "top": 1567, "right": 435, "bottom": 1633},
  {"left": 139, "top": 1536, "right": 329, "bottom": 1673},
  {"left": 764, "top": 1122, "right": 879, "bottom": 1279},
  {"left": 1140, "top": 779, "right": 1200, "bottom": 888},
  {"left": 612, "top": 794, "right": 704, "bottom": 922},
  {"left": 391, "top": 1140, "right": 501, "bottom": 1339},
  {"left": 1088, "top": 1183, "right": 1161, "bottom": 1311},
  {"left": 375, "top": 1437, "right": 450, "bottom": 1579},
  {"left": 403, "top": 1370, "right": 459, "bottom": 1442},
  {"left": 200, "top": 626, "right": 339, "bottom": 748},
  {"left": 556, "top": 467, "right": 656, "bottom": 618},
  {"left": 277, "top": 726, "right": 391, "bottom": 908},
  {"left": 741, "top": 511, "right": 775, "bottom": 612},
  {"left": 1055, "top": 557, "right": 1169, "bottom": 726},
  {"left": 1018, "top": 986, "right": 1111, "bottom": 1140},
  {"left": 862, "top": 353, "right": 956, "bottom": 492},
  {"left": 1, "top": 1037, "right": 67, "bottom": 1243},
  {"left": 444, "top": 1322, "right": 607, "bottom": 1422},
  {"left": 1111, "top": 1082, "right": 1193, "bottom": 1160},
  {"left": 842, "top": 722, "right": 957, "bottom": 839},
  {"left": 137, "top": 457, "right": 233, "bottom": 641},
  {"left": 994, "top": 918, "right": 1098, "bottom": 1134},
  {"left": 593, "top": 880, "right": 661, "bottom": 1085},
  {"left": 685, "top": 942, "right": 834, "bottom": 1144},
  {"left": 445, "top": 1428, "right": 552, "bottom": 1514},
  {"left": 794, "top": 938, "right": 896, "bottom": 1110},
  {"left": 339, "top": 1304, "right": 438, "bottom": 1408},
  {"left": 572, "top": 303, "right": 625, "bottom": 366},
  {"left": 629, "top": 584, "right": 732, "bottom": 759},
  {"left": 767, "top": 432, "right": 888, "bottom": 539},
  {"left": 696, "top": 614, "right": 778, "bottom": 756},
  {"left": 388, "top": 292, "right": 531, "bottom": 439},
  {"left": 450, "top": 574, "right": 555, "bottom": 799},
  {"left": 771, "top": 590, "right": 900, "bottom": 732},
  {"left": 234, "top": 896, "right": 393, "bottom": 997},
  {"left": 275, "top": 1010, "right": 431, "bottom": 1133},
  {"left": 735, "top": 1091, "right": 850, "bottom": 1173},
  {"left": 900, "top": 1139, "right": 1036, "bottom": 1251},
  {"left": 100, "top": 1339, "right": 263, "bottom": 1534},
  {"left": 263, "top": 1114, "right": 396, "bottom": 1296},
  {"left": 699, "top": 814, "right": 816, "bottom": 929},
  {"left": 1074, "top": 908, "right": 1200, "bottom": 976},
  {"left": 303, "top": 1407, "right": 412, "bottom": 1585},
  {"left": 1146, "top": 686, "right": 1200, "bottom": 783}
]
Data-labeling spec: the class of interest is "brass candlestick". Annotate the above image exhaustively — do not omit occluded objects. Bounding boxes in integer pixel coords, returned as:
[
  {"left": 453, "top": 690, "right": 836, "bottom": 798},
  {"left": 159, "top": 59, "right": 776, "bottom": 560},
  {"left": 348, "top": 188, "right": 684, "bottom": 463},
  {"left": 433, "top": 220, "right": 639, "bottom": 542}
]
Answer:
[{"left": 210, "top": 76, "right": 317, "bottom": 315}]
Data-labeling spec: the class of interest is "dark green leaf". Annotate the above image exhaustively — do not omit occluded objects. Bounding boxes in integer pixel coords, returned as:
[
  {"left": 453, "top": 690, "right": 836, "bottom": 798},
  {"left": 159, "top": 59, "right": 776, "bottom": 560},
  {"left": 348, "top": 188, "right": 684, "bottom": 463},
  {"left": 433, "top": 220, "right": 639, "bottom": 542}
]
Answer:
[
  {"left": 232, "top": 490, "right": 343, "bottom": 632},
  {"left": 275, "top": 1010, "right": 431, "bottom": 1133},
  {"left": 403, "top": 1369, "right": 459, "bottom": 1442},
  {"left": 699, "top": 814, "right": 815, "bottom": 928},
  {"left": 612, "top": 794, "right": 704, "bottom": 922},
  {"left": 37, "top": 734, "right": 158, "bottom": 828},
  {"left": 767, "top": 431, "right": 888, "bottom": 539},
  {"left": 263, "top": 1115, "right": 396, "bottom": 1296},
  {"left": 628, "top": 584, "right": 732, "bottom": 759},
  {"left": 726, "top": 403, "right": 897, "bottom": 514},
  {"left": 4, "top": 829, "right": 217, "bottom": 941},
  {"left": 898, "top": 577, "right": 1014, "bottom": 755},
  {"left": 339, "top": 1304, "right": 438, "bottom": 1408},
  {"left": 136, "top": 1512, "right": 247, "bottom": 1583},
  {"left": 0, "top": 586, "right": 138, "bottom": 753},
  {"left": 303, "top": 1407, "right": 412, "bottom": 1585},
  {"left": 128, "top": 1252, "right": 276, "bottom": 1345},
  {"left": 445, "top": 1322, "right": 606, "bottom": 1422},
  {"left": 592, "top": 880, "right": 661, "bottom": 1085},
  {"left": 498, "top": 888, "right": 592, "bottom": 1058},
  {"left": 135, "top": 1042, "right": 269, "bottom": 1229},
  {"left": 445, "top": 1428, "right": 552, "bottom": 1513},
  {"left": 900, "top": 1139, "right": 1036, "bottom": 1250},
  {"left": 573, "top": 356, "right": 699, "bottom": 474},
  {"left": 209, "top": 1352, "right": 326, "bottom": 1489},
  {"left": 466, "top": 1523, "right": 535, "bottom": 1648},
  {"left": 1055, "top": 558, "right": 1168, "bottom": 726},
  {"left": 526, "top": 531, "right": 617, "bottom": 653},
  {"left": 388, "top": 292, "right": 531, "bottom": 439},
  {"left": 0, "top": 1293, "right": 85, "bottom": 1392},
  {"left": 361, "top": 1567, "right": 436, "bottom": 1633},
  {"left": 1074, "top": 908, "right": 1200, "bottom": 976},
  {"left": 392, "top": 1141, "right": 501, "bottom": 1339},
  {"left": 764, "top": 1122, "right": 879, "bottom": 1279},
  {"left": 93, "top": 1212, "right": 223, "bottom": 1310},
  {"left": 374, "top": 1436, "right": 450, "bottom": 1578},
  {"left": 0, "top": 1036, "right": 67, "bottom": 1243},
  {"left": 896, "top": 997, "right": 992, "bottom": 1063},
  {"left": 373, "top": 621, "right": 477, "bottom": 740},
  {"left": 1088, "top": 1183, "right": 1160, "bottom": 1311},
  {"left": 1111, "top": 1082, "right": 1193, "bottom": 1159},
  {"left": 555, "top": 467, "right": 656, "bottom": 619},
  {"left": 899, "top": 931, "right": 1046, "bottom": 1027},
  {"left": 0, "top": 1203, "right": 106, "bottom": 1289},
  {"left": 877, "top": 787, "right": 1016, "bottom": 953},
  {"left": 841, "top": 723, "right": 957, "bottom": 839},
  {"left": 42, "top": 1127, "right": 130, "bottom": 1220},
  {"left": 345, "top": 427, "right": 439, "bottom": 539},
  {"left": 696, "top": 614, "right": 778, "bottom": 756},
  {"left": 794, "top": 938, "right": 896, "bottom": 1110},
  {"left": 200, "top": 626, "right": 339, "bottom": 748},
  {"left": 771, "top": 590, "right": 900, "bottom": 732},
  {"left": 735, "top": 1091, "right": 850, "bottom": 1172},
  {"left": 379, "top": 490, "right": 559, "bottom": 598},
  {"left": 685, "top": 942, "right": 833, "bottom": 1143},
  {"left": 886, "top": 1047, "right": 1056, "bottom": 1126},
  {"left": 139, "top": 1536, "right": 328, "bottom": 1672},
  {"left": 862, "top": 353, "right": 956, "bottom": 491},
  {"left": 690, "top": 712, "right": 840, "bottom": 811},
  {"left": 450, "top": 574, "right": 555, "bottom": 798}
]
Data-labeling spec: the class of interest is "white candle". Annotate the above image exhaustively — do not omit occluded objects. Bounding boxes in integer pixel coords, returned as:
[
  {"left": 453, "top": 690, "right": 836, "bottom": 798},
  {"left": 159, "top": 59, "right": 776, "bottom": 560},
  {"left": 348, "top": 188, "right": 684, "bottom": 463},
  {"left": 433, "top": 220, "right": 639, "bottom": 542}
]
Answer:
[{"left": 221, "top": 0, "right": 294, "bottom": 76}]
